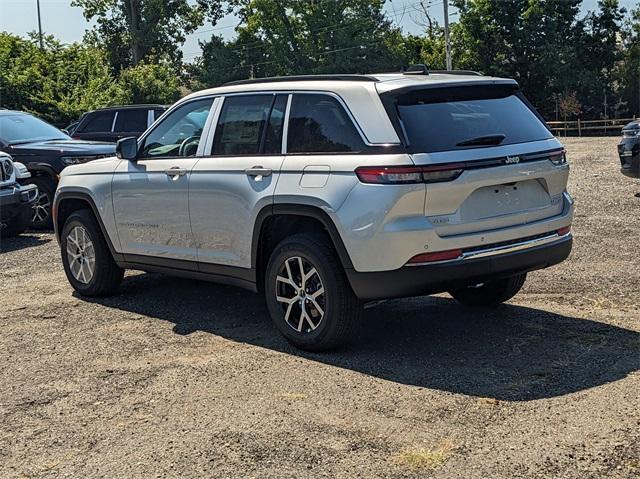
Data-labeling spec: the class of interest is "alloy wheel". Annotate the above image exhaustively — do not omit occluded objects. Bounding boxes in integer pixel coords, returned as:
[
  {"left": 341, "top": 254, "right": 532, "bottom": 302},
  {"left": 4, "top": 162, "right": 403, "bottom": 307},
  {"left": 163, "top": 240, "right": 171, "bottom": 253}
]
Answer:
[
  {"left": 66, "top": 225, "right": 96, "bottom": 284},
  {"left": 32, "top": 191, "right": 50, "bottom": 224},
  {"left": 275, "top": 256, "right": 326, "bottom": 333}
]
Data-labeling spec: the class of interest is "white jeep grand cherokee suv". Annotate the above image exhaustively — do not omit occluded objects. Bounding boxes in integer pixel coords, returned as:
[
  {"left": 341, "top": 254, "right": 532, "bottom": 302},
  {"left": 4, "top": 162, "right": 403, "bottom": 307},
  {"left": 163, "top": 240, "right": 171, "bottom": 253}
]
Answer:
[{"left": 53, "top": 69, "right": 573, "bottom": 351}]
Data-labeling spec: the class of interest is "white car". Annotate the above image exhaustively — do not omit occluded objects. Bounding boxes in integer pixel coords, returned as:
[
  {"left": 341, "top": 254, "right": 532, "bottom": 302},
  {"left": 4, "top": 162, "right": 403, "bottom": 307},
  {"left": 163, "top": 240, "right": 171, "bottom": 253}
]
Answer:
[
  {"left": 53, "top": 68, "right": 574, "bottom": 350},
  {"left": 0, "top": 153, "right": 37, "bottom": 237}
]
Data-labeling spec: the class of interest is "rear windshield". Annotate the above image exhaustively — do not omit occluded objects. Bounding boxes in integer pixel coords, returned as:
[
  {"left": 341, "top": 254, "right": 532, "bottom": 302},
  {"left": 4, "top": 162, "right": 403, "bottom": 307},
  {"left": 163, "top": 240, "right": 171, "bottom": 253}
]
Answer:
[{"left": 394, "top": 89, "right": 552, "bottom": 153}]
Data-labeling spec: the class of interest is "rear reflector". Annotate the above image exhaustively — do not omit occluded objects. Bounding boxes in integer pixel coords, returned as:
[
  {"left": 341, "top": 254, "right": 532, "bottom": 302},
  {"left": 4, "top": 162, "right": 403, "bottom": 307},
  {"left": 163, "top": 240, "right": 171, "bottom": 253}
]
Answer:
[
  {"left": 557, "top": 226, "right": 571, "bottom": 236},
  {"left": 407, "top": 249, "right": 463, "bottom": 264},
  {"left": 355, "top": 164, "right": 464, "bottom": 184}
]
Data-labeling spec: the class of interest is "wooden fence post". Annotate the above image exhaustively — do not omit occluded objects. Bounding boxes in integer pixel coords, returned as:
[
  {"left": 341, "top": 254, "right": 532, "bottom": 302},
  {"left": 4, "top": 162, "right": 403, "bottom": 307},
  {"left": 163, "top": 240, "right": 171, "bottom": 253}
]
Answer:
[{"left": 577, "top": 119, "right": 581, "bottom": 137}]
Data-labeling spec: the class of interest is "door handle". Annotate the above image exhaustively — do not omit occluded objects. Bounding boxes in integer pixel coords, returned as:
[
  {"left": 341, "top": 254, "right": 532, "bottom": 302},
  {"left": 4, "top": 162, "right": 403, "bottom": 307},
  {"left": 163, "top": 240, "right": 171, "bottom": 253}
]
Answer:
[
  {"left": 245, "top": 166, "right": 272, "bottom": 177},
  {"left": 245, "top": 166, "right": 272, "bottom": 182},
  {"left": 165, "top": 166, "right": 187, "bottom": 178}
]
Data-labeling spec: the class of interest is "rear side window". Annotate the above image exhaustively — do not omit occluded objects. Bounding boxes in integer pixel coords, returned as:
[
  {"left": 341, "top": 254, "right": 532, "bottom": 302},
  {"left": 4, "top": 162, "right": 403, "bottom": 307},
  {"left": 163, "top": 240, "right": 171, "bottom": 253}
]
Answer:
[
  {"left": 80, "top": 111, "right": 115, "bottom": 133},
  {"left": 114, "top": 109, "right": 148, "bottom": 132},
  {"left": 213, "top": 95, "right": 281, "bottom": 156},
  {"left": 287, "top": 94, "right": 365, "bottom": 154},
  {"left": 394, "top": 89, "right": 552, "bottom": 153}
]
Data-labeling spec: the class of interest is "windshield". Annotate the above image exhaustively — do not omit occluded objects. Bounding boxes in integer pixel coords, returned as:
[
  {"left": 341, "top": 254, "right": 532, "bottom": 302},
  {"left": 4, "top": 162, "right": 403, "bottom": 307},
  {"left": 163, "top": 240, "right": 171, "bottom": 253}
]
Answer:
[
  {"left": 394, "top": 89, "right": 552, "bottom": 154},
  {"left": 0, "top": 114, "right": 69, "bottom": 145}
]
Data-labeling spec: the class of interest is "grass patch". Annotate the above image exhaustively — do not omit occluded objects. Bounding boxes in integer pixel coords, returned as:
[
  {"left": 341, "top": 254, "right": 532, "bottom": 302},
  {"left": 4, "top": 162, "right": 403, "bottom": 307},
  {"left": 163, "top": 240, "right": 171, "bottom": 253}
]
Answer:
[{"left": 391, "top": 440, "right": 455, "bottom": 470}]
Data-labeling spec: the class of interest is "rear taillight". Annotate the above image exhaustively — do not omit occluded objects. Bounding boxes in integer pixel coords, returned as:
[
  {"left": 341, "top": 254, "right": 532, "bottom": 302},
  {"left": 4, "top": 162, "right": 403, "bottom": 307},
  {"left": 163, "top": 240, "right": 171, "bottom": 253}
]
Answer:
[
  {"left": 421, "top": 163, "right": 465, "bottom": 183},
  {"left": 407, "top": 249, "right": 463, "bottom": 264},
  {"left": 355, "top": 164, "right": 464, "bottom": 185},
  {"left": 355, "top": 166, "right": 423, "bottom": 184},
  {"left": 557, "top": 226, "right": 571, "bottom": 236},
  {"left": 549, "top": 150, "right": 567, "bottom": 166}
]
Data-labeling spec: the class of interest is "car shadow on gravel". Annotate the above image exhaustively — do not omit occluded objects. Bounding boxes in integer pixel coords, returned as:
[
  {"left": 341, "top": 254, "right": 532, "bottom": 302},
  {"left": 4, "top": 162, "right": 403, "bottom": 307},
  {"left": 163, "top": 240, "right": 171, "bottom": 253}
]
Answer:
[
  {"left": 84, "top": 273, "right": 640, "bottom": 402},
  {"left": 0, "top": 234, "right": 51, "bottom": 253}
]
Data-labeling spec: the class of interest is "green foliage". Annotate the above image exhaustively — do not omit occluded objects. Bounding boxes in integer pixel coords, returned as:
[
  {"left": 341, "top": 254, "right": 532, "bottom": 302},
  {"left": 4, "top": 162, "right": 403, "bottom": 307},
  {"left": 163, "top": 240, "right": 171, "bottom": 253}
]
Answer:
[
  {"left": 0, "top": 33, "right": 180, "bottom": 126},
  {"left": 118, "top": 62, "right": 182, "bottom": 104},
  {"left": 450, "top": 0, "right": 626, "bottom": 119},
  {"left": 2, "top": 0, "right": 639, "bottom": 125},
  {"left": 72, "top": 0, "right": 225, "bottom": 72},
  {"left": 618, "top": 5, "right": 640, "bottom": 116},
  {"left": 195, "top": 0, "right": 408, "bottom": 86}
]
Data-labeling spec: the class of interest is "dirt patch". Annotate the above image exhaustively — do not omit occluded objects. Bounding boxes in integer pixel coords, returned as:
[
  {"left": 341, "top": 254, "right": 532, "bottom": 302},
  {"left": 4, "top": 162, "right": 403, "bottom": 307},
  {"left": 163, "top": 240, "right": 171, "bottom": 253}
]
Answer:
[{"left": 1, "top": 137, "right": 638, "bottom": 478}]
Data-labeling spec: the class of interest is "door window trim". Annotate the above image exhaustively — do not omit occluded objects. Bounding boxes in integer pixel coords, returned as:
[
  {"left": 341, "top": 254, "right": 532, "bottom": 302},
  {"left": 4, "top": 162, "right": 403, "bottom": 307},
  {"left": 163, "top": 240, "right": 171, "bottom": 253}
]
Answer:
[{"left": 111, "top": 112, "right": 118, "bottom": 133}]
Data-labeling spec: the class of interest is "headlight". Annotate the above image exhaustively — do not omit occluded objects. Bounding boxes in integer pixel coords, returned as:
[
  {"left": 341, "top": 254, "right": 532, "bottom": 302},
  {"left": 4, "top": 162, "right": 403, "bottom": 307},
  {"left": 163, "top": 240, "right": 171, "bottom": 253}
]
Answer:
[
  {"left": 13, "top": 162, "right": 31, "bottom": 179},
  {"left": 61, "top": 156, "right": 93, "bottom": 165},
  {"left": 549, "top": 151, "right": 567, "bottom": 166},
  {"left": 622, "top": 129, "right": 640, "bottom": 138}
]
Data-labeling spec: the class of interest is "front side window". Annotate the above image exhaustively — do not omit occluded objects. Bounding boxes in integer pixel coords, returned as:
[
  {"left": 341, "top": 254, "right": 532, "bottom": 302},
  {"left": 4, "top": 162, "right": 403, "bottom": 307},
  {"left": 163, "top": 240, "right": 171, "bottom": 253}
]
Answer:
[
  {"left": 212, "top": 95, "right": 284, "bottom": 156},
  {"left": 114, "top": 109, "right": 148, "bottom": 132},
  {"left": 81, "top": 111, "right": 115, "bottom": 133},
  {"left": 140, "top": 98, "right": 213, "bottom": 158},
  {"left": 287, "top": 94, "right": 365, "bottom": 154}
]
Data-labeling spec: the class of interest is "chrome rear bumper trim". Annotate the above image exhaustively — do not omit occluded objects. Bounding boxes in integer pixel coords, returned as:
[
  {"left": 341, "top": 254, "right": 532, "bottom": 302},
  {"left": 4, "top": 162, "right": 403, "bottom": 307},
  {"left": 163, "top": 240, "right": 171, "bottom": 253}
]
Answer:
[{"left": 408, "top": 232, "right": 571, "bottom": 266}]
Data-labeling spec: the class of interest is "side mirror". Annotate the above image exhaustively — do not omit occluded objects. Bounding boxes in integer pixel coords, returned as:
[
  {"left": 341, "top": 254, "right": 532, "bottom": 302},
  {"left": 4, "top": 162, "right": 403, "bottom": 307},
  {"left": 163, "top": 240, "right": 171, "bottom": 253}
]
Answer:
[{"left": 116, "top": 137, "right": 138, "bottom": 160}]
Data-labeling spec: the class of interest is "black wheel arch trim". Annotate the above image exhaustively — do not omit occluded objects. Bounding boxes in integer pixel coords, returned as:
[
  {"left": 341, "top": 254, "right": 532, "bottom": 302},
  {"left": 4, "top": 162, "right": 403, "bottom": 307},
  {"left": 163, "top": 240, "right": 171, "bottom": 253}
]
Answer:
[
  {"left": 54, "top": 191, "right": 124, "bottom": 262},
  {"left": 251, "top": 203, "right": 355, "bottom": 271},
  {"left": 25, "top": 162, "right": 60, "bottom": 178}
]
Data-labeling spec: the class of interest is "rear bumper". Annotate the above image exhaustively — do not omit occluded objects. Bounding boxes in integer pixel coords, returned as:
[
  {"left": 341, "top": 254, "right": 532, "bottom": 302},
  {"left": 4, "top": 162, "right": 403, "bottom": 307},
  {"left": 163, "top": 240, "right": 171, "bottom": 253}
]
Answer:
[{"left": 346, "top": 233, "right": 572, "bottom": 300}]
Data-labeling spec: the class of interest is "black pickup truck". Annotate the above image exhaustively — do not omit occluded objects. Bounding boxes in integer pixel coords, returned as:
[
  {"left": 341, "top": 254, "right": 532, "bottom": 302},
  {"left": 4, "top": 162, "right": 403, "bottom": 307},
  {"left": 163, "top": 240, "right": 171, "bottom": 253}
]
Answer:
[{"left": 0, "top": 110, "right": 115, "bottom": 229}]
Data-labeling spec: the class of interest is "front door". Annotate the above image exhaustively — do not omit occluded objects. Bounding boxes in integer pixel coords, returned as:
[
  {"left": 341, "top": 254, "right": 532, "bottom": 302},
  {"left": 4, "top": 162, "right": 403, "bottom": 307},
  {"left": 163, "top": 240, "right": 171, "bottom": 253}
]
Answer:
[
  {"left": 190, "top": 93, "right": 288, "bottom": 271},
  {"left": 112, "top": 97, "right": 215, "bottom": 264}
]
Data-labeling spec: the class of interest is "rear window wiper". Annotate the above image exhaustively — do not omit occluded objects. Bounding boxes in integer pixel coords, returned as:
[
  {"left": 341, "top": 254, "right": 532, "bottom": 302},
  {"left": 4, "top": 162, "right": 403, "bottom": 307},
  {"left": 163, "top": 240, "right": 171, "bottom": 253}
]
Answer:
[{"left": 456, "top": 134, "right": 506, "bottom": 147}]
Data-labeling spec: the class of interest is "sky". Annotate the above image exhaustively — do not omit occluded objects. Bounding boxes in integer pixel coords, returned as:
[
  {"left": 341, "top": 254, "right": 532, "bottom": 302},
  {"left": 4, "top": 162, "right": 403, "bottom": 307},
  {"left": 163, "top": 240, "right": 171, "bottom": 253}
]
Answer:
[{"left": 0, "top": 0, "right": 638, "bottom": 61}]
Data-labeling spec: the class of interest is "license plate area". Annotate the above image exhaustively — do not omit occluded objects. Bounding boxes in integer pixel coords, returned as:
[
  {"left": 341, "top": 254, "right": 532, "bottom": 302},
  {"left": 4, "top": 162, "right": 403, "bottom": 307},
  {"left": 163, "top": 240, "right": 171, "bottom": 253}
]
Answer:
[{"left": 460, "top": 180, "right": 550, "bottom": 221}]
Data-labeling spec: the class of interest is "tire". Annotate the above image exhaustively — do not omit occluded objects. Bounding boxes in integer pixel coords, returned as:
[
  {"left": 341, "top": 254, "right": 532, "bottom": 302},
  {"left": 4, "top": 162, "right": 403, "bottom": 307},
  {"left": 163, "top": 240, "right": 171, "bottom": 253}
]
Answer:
[
  {"left": 449, "top": 273, "right": 527, "bottom": 308},
  {"left": 60, "top": 209, "right": 123, "bottom": 297},
  {"left": 264, "top": 233, "right": 360, "bottom": 351},
  {"left": 26, "top": 176, "right": 56, "bottom": 230},
  {"left": 0, "top": 207, "right": 30, "bottom": 237}
]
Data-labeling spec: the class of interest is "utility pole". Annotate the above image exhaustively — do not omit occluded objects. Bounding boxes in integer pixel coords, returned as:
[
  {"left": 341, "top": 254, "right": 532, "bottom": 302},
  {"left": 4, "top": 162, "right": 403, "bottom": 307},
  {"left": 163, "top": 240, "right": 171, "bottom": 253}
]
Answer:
[
  {"left": 443, "top": 0, "right": 452, "bottom": 70},
  {"left": 36, "top": 0, "right": 44, "bottom": 49}
]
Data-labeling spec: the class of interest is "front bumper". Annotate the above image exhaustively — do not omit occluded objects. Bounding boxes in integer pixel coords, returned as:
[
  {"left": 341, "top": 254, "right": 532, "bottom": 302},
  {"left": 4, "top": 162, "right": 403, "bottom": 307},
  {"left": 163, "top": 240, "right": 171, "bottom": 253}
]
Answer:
[
  {"left": 618, "top": 139, "right": 640, "bottom": 178},
  {"left": 0, "top": 184, "right": 38, "bottom": 222},
  {"left": 346, "top": 232, "right": 572, "bottom": 300}
]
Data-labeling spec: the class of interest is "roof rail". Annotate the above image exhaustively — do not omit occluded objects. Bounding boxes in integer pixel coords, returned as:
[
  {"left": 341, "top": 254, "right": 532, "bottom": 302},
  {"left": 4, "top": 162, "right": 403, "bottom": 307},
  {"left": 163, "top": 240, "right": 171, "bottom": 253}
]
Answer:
[
  {"left": 430, "top": 70, "right": 483, "bottom": 76},
  {"left": 223, "top": 74, "right": 378, "bottom": 86}
]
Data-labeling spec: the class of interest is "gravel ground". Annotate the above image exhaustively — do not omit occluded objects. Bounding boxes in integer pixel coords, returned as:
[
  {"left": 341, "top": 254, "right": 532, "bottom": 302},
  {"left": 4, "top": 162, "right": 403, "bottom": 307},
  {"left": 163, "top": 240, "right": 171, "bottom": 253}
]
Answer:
[{"left": 1, "top": 137, "right": 638, "bottom": 478}]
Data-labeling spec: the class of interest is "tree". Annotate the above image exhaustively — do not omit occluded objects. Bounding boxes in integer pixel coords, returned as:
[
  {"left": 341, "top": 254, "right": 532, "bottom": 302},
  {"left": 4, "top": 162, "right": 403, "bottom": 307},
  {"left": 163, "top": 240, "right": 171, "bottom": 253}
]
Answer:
[
  {"left": 0, "top": 33, "right": 182, "bottom": 126},
  {"left": 618, "top": 5, "right": 640, "bottom": 117},
  {"left": 195, "top": 0, "right": 408, "bottom": 86},
  {"left": 450, "top": 0, "right": 625, "bottom": 119},
  {"left": 72, "top": 0, "right": 225, "bottom": 72}
]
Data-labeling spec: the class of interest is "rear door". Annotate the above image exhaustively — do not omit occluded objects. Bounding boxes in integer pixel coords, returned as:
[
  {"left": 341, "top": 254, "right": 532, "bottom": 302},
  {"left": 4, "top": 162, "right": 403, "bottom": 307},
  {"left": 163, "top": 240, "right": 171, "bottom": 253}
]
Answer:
[
  {"left": 189, "top": 93, "right": 288, "bottom": 270},
  {"left": 387, "top": 85, "right": 568, "bottom": 236}
]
